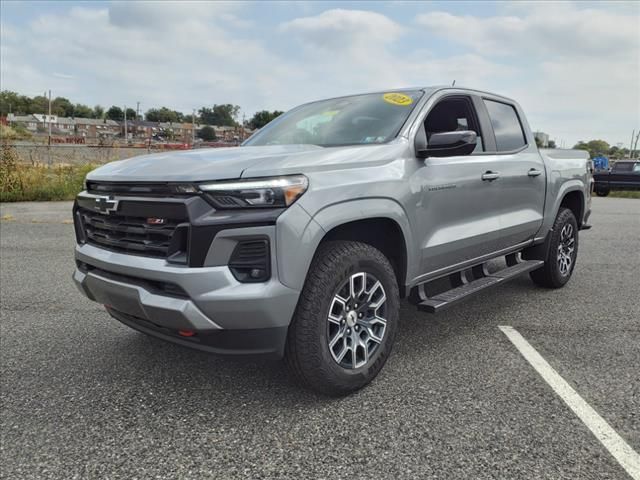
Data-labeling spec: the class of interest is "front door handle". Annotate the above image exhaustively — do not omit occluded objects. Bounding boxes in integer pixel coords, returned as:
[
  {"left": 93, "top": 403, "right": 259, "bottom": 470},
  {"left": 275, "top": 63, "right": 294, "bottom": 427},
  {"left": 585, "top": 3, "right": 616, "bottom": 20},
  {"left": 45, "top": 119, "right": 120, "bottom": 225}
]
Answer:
[
  {"left": 528, "top": 168, "right": 543, "bottom": 177},
  {"left": 482, "top": 171, "right": 500, "bottom": 181}
]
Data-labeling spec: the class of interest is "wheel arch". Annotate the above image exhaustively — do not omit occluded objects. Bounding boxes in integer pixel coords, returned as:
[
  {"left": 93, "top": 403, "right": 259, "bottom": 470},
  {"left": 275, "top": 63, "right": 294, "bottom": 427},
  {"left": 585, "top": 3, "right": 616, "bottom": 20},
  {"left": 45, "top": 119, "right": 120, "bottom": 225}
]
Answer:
[
  {"left": 277, "top": 199, "right": 415, "bottom": 296},
  {"left": 540, "top": 180, "right": 586, "bottom": 234},
  {"left": 320, "top": 217, "right": 408, "bottom": 297},
  {"left": 558, "top": 189, "right": 585, "bottom": 228}
]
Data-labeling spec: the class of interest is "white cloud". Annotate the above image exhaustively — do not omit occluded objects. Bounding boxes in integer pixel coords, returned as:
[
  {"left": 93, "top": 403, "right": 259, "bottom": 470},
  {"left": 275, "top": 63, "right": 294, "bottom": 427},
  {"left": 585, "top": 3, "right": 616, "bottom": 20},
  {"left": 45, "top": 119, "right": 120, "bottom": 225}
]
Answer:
[
  {"left": 107, "top": 1, "right": 240, "bottom": 28},
  {"left": 277, "top": 10, "right": 513, "bottom": 97},
  {"left": 416, "top": 4, "right": 639, "bottom": 58},
  {"left": 415, "top": 3, "right": 640, "bottom": 146},
  {"left": 1, "top": 2, "right": 637, "bottom": 146},
  {"left": 2, "top": 4, "right": 283, "bottom": 113},
  {"left": 280, "top": 9, "right": 404, "bottom": 50}
]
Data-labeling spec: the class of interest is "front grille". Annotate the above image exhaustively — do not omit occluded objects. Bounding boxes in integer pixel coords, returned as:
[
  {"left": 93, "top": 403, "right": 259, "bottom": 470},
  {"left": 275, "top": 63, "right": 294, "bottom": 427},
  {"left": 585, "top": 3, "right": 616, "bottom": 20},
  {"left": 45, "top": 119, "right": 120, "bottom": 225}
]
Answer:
[
  {"left": 86, "top": 181, "right": 195, "bottom": 197},
  {"left": 78, "top": 208, "right": 184, "bottom": 258}
]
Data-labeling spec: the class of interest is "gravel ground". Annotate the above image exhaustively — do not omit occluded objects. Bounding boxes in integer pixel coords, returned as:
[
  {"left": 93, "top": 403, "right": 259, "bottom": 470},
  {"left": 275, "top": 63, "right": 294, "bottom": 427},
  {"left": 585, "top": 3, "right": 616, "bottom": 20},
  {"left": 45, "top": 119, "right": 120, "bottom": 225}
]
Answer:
[{"left": 1, "top": 198, "right": 638, "bottom": 479}]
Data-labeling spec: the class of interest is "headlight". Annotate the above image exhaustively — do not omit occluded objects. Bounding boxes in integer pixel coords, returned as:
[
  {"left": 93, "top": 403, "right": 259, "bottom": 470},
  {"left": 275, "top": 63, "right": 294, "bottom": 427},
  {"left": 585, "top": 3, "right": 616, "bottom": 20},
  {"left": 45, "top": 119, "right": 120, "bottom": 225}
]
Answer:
[{"left": 199, "top": 175, "right": 308, "bottom": 209}]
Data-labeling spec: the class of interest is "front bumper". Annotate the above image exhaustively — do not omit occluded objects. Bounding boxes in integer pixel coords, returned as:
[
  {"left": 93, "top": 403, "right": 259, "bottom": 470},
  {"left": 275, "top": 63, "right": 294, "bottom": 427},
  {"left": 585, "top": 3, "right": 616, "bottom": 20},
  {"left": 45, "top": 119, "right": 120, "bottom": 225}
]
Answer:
[
  {"left": 107, "top": 308, "right": 288, "bottom": 356},
  {"left": 74, "top": 242, "right": 300, "bottom": 356}
]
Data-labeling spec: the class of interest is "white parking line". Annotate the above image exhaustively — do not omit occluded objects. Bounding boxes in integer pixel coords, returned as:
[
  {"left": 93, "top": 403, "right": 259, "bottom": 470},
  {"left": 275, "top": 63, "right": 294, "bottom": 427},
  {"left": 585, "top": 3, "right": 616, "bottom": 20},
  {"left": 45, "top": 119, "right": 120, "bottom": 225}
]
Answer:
[{"left": 499, "top": 325, "right": 640, "bottom": 480}]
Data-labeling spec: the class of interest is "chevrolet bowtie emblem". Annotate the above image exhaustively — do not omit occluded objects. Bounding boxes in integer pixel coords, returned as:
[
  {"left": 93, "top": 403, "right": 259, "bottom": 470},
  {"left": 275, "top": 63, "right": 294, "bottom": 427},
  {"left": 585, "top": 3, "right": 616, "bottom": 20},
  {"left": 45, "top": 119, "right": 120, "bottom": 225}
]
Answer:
[{"left": 93, "top": 196, "right": 119, "bottom": 214}]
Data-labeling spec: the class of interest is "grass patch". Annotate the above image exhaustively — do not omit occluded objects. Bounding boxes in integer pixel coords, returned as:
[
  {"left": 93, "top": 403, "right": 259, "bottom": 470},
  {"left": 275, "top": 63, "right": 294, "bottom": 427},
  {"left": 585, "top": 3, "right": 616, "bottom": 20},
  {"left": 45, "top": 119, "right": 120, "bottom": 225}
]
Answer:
[
  {"left": 0, "top": 124, "right": 32, "bottom": 141},
  {"left": 1, "top": 144, "right": 97, "bottom": 202},
  {"left": 607, "top": 191, "right": 640, "bottom": 199}
]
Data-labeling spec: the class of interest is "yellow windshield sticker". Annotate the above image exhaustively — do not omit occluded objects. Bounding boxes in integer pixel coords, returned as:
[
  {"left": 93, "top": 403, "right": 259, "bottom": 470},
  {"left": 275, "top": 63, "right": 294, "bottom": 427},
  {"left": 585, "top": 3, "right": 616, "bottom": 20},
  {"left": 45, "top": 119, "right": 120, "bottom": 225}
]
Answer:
[
  {"left": 383, "top": 92, "right": 413, "bottom": 106},
  {"left": 322, "top": 110, "right": 339, "bottom": 116}
]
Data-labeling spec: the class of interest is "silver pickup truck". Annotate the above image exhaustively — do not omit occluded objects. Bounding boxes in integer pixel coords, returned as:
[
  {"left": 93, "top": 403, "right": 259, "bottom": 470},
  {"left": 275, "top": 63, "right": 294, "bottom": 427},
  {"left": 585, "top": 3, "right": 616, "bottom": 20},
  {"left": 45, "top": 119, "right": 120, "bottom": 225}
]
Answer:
[{"left": 73, "top": 87, "right": 592, "bottom": 395}]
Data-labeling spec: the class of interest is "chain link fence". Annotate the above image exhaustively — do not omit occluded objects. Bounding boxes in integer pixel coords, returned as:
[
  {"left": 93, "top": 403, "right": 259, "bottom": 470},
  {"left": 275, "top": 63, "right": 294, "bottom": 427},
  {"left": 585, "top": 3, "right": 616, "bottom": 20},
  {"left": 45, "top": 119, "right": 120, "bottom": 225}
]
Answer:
[{"left": 5, "top": 143, "right": 154, "bottom": 166}]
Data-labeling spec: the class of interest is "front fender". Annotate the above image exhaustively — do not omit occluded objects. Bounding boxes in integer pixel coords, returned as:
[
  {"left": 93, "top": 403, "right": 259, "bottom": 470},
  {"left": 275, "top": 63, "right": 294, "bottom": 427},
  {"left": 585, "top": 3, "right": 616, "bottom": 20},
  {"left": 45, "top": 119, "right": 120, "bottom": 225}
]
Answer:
[{"left": 276, "top": 198, "right": 415, "bottom": 291}]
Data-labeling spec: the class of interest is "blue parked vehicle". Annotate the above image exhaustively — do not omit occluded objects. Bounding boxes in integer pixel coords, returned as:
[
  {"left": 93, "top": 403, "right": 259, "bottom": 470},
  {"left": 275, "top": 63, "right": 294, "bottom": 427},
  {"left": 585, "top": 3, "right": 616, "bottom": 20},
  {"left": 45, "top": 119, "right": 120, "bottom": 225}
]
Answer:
[{"left": 592, "top": 155, "right": 609, "bottom": 171}]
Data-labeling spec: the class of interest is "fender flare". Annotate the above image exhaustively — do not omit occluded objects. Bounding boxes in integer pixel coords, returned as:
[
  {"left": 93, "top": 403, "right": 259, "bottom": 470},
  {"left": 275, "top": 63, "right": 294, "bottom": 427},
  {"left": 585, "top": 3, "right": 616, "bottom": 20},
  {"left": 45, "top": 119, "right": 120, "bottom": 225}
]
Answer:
[
  {"left": 538, "top": 179, "right": 586, "bottom": 236},
  {"left": 276, "top": 198, "right": 415, "bottom": 291}
]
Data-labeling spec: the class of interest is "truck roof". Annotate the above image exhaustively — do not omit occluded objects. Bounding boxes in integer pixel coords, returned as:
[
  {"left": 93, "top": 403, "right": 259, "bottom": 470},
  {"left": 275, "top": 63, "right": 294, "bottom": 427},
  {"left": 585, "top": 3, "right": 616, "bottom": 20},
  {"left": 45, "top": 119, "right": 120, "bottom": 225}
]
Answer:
[{"left": 309, "top": 86, "right": 518, "bottom": 107}]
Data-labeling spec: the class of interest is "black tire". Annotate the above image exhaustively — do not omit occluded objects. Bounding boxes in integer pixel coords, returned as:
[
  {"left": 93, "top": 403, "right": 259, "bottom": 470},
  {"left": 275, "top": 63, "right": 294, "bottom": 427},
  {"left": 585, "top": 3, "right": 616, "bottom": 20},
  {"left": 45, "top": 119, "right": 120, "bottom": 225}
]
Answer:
[
  {"left": 530, "top": 207, "right": 579, "bottom": 288},
  {"left": 285, "top": 240, "right": 399, "bottom": 396},
  {"left": 595, "top": 189, "right": 609, "bottom": 197}
]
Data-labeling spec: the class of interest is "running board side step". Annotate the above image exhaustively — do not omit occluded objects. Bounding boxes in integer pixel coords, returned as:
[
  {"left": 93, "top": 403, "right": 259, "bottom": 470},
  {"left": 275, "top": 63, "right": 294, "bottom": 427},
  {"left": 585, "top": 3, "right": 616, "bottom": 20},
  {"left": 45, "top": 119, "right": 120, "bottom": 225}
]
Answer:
[{"left": 416, "top": 260, "right": 544, "bottom": 313}]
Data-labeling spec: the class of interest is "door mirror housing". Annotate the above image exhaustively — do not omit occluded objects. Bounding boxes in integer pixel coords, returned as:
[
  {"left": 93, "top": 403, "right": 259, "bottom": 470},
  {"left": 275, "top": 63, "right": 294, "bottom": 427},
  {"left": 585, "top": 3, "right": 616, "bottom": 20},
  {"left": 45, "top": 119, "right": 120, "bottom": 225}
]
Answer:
[{"left": 416, "top": 130, "right": 477, "bottom": 158}]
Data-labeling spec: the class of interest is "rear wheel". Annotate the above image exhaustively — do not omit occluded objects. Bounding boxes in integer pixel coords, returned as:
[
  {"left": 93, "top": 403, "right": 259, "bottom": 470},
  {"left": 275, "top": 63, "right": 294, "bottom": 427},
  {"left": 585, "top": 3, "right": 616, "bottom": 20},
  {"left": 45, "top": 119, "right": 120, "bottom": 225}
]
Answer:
[
  {"left": 530, "top": 207, "right": 579, "bottom": 288},
  {"left": 285, "top": 241, "right": 399, "bottom": 396}
]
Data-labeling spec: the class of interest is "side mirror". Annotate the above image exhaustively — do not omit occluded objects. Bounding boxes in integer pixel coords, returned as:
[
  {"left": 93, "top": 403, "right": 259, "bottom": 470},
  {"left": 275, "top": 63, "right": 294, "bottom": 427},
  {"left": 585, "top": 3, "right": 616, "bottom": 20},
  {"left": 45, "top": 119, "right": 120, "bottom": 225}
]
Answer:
[{"left": 416, "top": 130, "right": 477, "bottom": 158}]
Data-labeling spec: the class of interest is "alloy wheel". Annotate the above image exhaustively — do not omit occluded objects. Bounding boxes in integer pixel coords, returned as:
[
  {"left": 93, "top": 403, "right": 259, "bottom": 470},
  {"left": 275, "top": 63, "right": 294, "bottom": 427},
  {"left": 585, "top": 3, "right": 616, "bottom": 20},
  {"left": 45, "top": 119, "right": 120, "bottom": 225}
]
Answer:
[
  {"left": 326, "top": 272, "right": 388, "bottom": 369},
  {"left": 557, "top": 223, "right": 575, "bottom": 276}
]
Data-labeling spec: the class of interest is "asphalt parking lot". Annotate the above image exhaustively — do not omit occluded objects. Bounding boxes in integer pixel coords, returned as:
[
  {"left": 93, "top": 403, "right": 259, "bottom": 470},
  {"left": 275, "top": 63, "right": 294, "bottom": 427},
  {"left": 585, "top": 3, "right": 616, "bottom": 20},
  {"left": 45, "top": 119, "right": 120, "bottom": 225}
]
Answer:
[{"left": 1, "top": 198, "right": 638, "bottom": 479}]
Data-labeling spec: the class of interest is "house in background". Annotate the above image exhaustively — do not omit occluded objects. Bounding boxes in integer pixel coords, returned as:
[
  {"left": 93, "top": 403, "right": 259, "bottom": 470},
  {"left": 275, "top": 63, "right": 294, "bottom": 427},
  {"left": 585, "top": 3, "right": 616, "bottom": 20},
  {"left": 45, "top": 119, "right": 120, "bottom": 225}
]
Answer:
[
  {"left": 533, "top": 131, "right": 550, "bottom": 148},
  {"left": 125, "top": 120, "right": 160, "bottom": 141},
  {"left": 75, "top": 118, "right": 120, "bottom": 140},
  {"left": 55, "top": 117, "right": 75, "bottom": 135},
  {"left": 7, "top": 113, "right": 39, "bottom": 132}
]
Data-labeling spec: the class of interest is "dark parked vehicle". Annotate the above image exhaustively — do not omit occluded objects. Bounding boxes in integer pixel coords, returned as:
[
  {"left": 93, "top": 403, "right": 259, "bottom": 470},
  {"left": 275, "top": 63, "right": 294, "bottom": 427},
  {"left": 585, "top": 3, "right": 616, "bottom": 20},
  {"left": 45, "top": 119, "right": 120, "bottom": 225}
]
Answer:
[{"left": 593, "top": 160, "right": 640, "bottom": 196}]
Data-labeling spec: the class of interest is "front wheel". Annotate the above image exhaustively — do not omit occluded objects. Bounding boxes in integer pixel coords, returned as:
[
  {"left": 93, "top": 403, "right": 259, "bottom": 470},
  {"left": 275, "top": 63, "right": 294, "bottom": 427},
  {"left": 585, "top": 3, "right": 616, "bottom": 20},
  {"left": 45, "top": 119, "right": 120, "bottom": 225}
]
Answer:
[
  {"left": 530, "top": 207, "right": 579, "bottom": 288},
  {"left": 285, "top": 241, "right": 399, "bottom": 396},
  {"left": 595, "top": 189, "right": 609, "bottom": 197}
]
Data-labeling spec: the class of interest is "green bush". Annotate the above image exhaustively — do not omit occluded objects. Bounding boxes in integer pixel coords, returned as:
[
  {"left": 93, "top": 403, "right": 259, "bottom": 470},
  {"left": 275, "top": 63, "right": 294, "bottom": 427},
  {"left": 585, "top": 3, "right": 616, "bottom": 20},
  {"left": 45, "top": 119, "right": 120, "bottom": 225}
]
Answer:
[{"left": 0, "top": 144, "right": 96, "bottom": 202}]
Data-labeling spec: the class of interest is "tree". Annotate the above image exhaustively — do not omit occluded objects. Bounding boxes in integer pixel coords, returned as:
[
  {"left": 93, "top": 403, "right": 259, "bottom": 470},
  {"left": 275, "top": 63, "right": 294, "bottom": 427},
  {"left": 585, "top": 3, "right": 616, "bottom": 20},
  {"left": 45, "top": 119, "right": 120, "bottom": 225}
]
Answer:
[
  {"left": 198, "top": 104, "right": 239, "bottom": 126},
  {"left": 249, "top": 110, "right": 284, "bottom": 129},
  {"left": 612, "top": 147, "right": 630, "bottom": 159},
  {"left": 106, "top": 105, "right": 124, "bottom": 121},
  {"left": 608, "top": 146, "right": 620, "bottom": 158},
  {"left": 93, "top": 105, "right": 104, "bottom": 119},
  {"left": 29, "top": 95, "right": 49, "bottom": 115},
  {"left": 573, "top": 140, "right": 610, "bottom": 158},
  {"left": 145, "top": 107, "right": 183, "bottom": 123},
  {"left": 125, "top": 108, "right": 137, "bottom": 121},
  {"left": 197, "top": 125, "right": 217, "bottom": 141},
  {"left": 73, "top": 104, "right": 94, "bottom": 118},
  {"left": 158, "top": 128, "right": 175, "bottom": 141},
  {"left": 534, "top": 136, "right": 543, "bottom": 148},
  {"left": 52, "top": 97, "right": 74, "bottom": 117},
  {"left": 547, "top": 140, "right": 556, "bottom": 149},
  {"left": 0, "top": 90, "right": 32, "bottom": 116}
]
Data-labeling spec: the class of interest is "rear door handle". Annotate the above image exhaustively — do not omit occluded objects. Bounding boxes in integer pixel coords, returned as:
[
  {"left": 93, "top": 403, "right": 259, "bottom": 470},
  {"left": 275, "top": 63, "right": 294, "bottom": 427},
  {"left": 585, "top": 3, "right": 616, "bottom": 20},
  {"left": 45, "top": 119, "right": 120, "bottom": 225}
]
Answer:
[
  {"left": 481, "top": 171, "right": 500, "bottom": 181},
  {"left": 528, "top": 168, "right": 543, "bottom": 177}
]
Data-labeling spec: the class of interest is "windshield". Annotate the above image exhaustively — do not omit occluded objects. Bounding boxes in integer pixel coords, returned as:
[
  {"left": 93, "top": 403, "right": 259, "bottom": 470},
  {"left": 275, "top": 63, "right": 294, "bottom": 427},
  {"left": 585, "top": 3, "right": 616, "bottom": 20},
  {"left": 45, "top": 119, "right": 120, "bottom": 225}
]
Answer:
[{"left": 244, "top": 91, "right": 423, "bottom": 147}]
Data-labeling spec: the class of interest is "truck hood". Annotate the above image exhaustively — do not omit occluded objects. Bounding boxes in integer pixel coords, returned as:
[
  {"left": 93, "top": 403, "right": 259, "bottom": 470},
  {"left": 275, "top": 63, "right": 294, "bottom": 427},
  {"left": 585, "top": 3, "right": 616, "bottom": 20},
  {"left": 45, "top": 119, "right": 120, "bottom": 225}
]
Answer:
[{"left": 86, "top": 143, "right": 406, "bottom": 182}]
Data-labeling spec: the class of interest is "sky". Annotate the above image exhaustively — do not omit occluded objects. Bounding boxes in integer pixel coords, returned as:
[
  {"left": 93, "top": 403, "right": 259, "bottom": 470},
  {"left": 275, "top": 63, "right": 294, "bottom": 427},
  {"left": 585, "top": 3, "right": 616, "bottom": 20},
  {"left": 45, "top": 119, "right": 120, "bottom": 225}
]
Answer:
[{"left": 1, "top": 0, "right": 639, "bottom": 147}]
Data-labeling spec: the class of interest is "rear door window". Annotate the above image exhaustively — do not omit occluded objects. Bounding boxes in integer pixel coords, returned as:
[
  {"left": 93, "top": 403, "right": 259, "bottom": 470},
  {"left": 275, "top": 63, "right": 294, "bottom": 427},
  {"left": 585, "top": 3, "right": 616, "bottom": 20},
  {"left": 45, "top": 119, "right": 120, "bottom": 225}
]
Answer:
[{"left": 483, "top": 99, "right": 527, "bottom": 152}]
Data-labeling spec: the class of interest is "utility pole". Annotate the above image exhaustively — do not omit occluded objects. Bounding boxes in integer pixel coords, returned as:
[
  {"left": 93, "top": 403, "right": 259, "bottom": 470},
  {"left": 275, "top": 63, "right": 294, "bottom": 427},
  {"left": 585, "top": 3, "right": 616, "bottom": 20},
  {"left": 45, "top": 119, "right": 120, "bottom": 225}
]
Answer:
[
  {"left": 630, "top": 130, "right": 636, "bottom": 159},
  {"left": 192, "top": 109, "right": 196, "bottom": 147},
  {"left": 47, "top": 89, "right": 52, "bottom": 167},
  {"left": 136, "top": 101, "right": 140, "bottom": 120},
  {"left": 124, "top": 105, "right": 128, "bottom": 145},
  {"left": 632, "top": 130, "right": 640, "bottom": 159}
]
